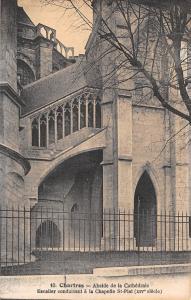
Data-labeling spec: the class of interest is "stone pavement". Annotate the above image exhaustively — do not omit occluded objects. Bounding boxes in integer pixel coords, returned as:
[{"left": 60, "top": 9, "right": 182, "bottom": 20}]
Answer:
[{"left": 0, "top": 264, "right": 190, "bottom": 300}]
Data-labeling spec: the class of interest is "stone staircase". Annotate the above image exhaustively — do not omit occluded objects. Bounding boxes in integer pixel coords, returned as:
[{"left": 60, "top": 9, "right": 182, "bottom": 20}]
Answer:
[{"left": 24, "top": 127, "right": 103, "bottom": 160}]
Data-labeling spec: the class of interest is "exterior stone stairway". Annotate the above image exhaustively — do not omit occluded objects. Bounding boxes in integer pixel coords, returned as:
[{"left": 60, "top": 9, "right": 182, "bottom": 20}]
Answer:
[
  {"left": 24, "top": 127, "right": 104, "bottom": 160},
  {"left": 48, "top": 127, "right": 101, "bottom": 157}
]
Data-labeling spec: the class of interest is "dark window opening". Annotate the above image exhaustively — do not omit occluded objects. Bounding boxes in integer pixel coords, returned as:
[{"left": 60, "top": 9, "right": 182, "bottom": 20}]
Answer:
[
  {"left": 96, "top": 101, "right": 101, "bottom": 128},
  {"left": 88, "top": 101, "right": 93, "bottom": 127},
  {"left": 80, "top": 98, "right": 86, "bottom": 129},
  {"left": 72, "top": 99, "right": 79, "bottom": 132},
  {"left": 36, "top": 220, "right": 60, "bottom": 248},
  {"left": 57, "top": 107, "right": 63, "bottom": 140},
  {"left": 48, "top": 111, "right": 55, "bottom": 144},
  {"left": 64, "top": 104, "right": 71, "bottom": 136},
  {"left": 134, "top": 171, "right": 157, "bottom": 247},
  {"left": 40, "top": 115, "right": 47, "bottom": 147},
  {"left": 32, "top": 118, "right": 39, "bottom": 146}
]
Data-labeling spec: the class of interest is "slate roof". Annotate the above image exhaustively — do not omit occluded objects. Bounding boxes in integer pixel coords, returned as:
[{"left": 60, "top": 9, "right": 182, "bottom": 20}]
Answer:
[{"left": 21, "top": 59, "right": 102, "bottom": 116}]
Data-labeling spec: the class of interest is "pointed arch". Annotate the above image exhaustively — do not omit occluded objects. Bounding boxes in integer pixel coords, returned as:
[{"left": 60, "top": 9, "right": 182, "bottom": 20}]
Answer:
[
  {"left": 64, "top": 103, "right": 71, "bottom": 136},
  {"left": 134, "top": 170, "right": 157, "bottom": 247},
  {"left": 40, "top": 115, "right": 47, "bottom": 147},
  {"left": 80, "top": 96, "right": 86, "bottom": 129},
  {"left": 96, "top": 99, "right": 101, "bottom": 128},
  {"left": 72, "top": 99, "right": 79, "bottom": 132},
  {"left": 48, "top": 110, "right": 55, "bottom": 144},
  {"left": 57, "top": 106, "right": 63, "bottom": 140},
  {"left": 88, "top": 96, "right": 94, "bottom": 127},
  {"left": 134, "top": 163, "right": 160, "bottom": 202},
  {"left": 32, "top": 118, "right": 39, "bottom": 146}
]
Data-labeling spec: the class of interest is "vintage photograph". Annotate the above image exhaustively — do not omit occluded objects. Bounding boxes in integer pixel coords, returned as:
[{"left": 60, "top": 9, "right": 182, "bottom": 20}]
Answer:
[{"left": 0, "top": 0, "right": 190, "bottom": 299}]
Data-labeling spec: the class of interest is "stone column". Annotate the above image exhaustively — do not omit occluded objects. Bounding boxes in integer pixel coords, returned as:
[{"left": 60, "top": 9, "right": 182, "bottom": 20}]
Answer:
[
  {"left": 174, "top": 116, "right": 190, "bottom": 214},
  {"left": 62, "top": 105, "right": 65, "bottom": 137},
  {"left": 117, "top": 90, "right": 133, "bottom": 210},
  {"left": 163, "top": 110, "right": 173, "bottom": 211},
  {"left": 70, "top": 102, "right": 73, "bottom": 133},
  {"left": 114, "top": 90, "right": 134, "bottom": 250},
  {"left": 102, "top": 89, "right": 114, "bottom": 210},
  {"left": 36, "top": 39, "right": 53, "bottom": 79},
  {"left": 78, "top": 98, "right": 81, "bottom": 130},
  {"left": 46, "top": 113, "right": 49, "bottom": 147},
  {"left": 54, "top": 109, "right": 57, "bottom": 143},
  {"left": 101, "top": 88, "right": 115, "bottom": 250},
  {"left": 168, "top": 92, "right": 191, "bottom": 250}
]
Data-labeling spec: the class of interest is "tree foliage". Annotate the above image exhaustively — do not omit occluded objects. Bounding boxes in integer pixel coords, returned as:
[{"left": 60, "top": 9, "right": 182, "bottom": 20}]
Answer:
[{"left": 42, "top": 0, "right": 191, "bottom": 124}]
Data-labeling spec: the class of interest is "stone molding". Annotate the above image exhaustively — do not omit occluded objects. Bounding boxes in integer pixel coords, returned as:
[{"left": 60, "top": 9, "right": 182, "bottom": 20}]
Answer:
[
  {"left": 100, "top": 160, "right": 113, "bottom": 166},
  {"left": 21, "top": 86, "right": 101, "bottom": 118},
  {"left": 163, "top": 164, "right": 171, "bottom": 169},
  {"left": 101, "top": 100, "right": 113, "bottom": 106},
  {"left": 133, "top": 103, "right": 164, "bottom": 110},
  {"left": 0, "top": 83, "right": 24, "bottom": 107},
  {"left": 117, "top": 88, "right": 132, "bottom": 99},
  {"left": 0, "top": 143, "right": 31, "bottom": 175},
  {"left": 118, "top": 155, "right": 132, "bottom": 162}
]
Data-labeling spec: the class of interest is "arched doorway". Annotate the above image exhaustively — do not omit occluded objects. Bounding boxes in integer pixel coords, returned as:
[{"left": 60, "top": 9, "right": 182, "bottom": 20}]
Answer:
[
  {"left": 134, "top": 171, "right": 157, "bottom": 247},
  {"left": 36, "top": 220, "right": 61, "bottom": 248},
  {"left": 37, "top": 150, "right": 103, "bottom": 250}
]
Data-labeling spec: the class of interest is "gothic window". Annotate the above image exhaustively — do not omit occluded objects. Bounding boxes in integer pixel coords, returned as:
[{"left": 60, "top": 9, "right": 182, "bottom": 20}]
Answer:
[
  {"left": 96, "top": 99, "right": 101, "bottom": 128},
  {"left": 48, "top": 110, "right": 55, "bottom": 144},
  {"left": 17, "top": 59, "right": 35, "bottom": 86},
  {"left": 64, "top": 103, "right": 71, "bottom": 136},
  {"left": 57, "top": 107, "right": 63, "bottom": 140},
  {"left": 88, "top": 96, "right": 93, "bottom": 127},
  {"left": 72, "top": 99, "right": 79, "bottom": 132},
  {"left": 32, "top": 118, "right": 39, "bottom": 146},
  {"left": 80, "top": 97, "right": 86, "bottom": 129},
  {"left": 40, "top": 115, "right": 47, "bottom": 147}
]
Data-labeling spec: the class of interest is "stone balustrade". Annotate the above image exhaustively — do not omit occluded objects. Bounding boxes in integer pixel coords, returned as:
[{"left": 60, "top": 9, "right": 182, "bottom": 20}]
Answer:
[
  {"left": 18, "top": 22, "right": 74, "bottom": 58},
  {"left": 36, "top": 23, "right": 56, "bottom": 42},
  {"left": 55, "top": 39, "right": 74, "bottom": 58},
  {"left": 31, "top": 92, "right": 101, "bottom": 148},
  {"left": 36, "top": 23, "right": 74, "bottom": 58}
]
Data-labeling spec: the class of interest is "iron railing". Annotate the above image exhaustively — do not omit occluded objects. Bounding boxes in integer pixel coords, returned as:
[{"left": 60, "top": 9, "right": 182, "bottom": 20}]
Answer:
[{"left": 0, "top": 206, "right": 190, "bottom": 274}]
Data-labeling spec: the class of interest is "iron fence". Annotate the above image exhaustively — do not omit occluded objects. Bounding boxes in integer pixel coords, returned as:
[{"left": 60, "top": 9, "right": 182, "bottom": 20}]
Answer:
[{"left": 0, "top": 206, "right": 190, "bottom": 275}]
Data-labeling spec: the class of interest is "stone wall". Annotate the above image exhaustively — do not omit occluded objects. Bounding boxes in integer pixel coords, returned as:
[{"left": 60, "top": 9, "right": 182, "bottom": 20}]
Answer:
[
  {"left": 17, "top": 14, "right": 75, "bottom": 84},
  {"left": 0, "top": 0, "right": 17, "bottom": 91},
  {"left": 1, "top": 95, "right": 20, "bottom": 151},
  {"left": 132, "top": 105, "right": 166, "bottom": 210}
]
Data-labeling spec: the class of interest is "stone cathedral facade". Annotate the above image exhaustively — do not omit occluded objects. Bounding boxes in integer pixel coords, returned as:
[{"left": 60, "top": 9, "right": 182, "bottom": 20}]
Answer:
[{"left": 0, "top": 0, "right": 190, "bottom": 256}]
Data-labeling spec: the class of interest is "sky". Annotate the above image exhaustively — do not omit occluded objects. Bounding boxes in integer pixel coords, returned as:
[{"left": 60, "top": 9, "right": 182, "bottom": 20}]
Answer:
[{"left": 18, "top": 0, "right": 92, "bottom": 55}]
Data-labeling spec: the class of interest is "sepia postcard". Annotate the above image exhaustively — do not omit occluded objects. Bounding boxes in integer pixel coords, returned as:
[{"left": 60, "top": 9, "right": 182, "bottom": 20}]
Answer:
[{"left": 0, "top": 0, "right": 190, "bottom": 299}]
